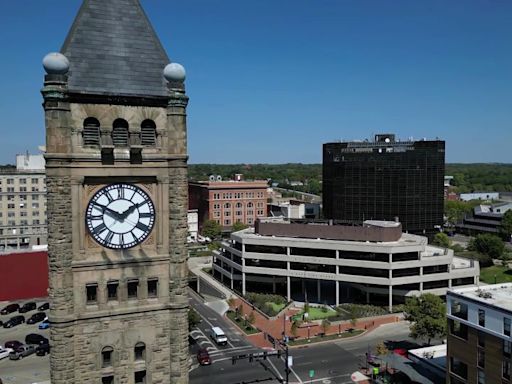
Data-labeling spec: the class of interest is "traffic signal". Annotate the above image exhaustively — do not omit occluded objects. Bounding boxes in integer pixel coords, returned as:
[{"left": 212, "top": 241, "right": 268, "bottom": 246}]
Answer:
[
  {"left": 249, "top": 354, "right": 253, "bottom": 362},
  {"left": 263, "top": 351, "right": 268, "bottom": 360},
  {"left": 277, "top": 350, "right": 282, "bottom": 358},
  {"left": 232, "top": 356, "right": 236, "bottom": 365}
]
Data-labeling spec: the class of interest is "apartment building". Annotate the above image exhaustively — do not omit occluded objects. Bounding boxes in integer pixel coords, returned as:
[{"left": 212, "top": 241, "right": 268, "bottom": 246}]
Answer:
[
  {"left": 189, "top": 176, "right": 268, "bottom": 231},
  {"left": 447, "top": 284, "right": 512, "bottom": 384},
  {"left": 214, "top": 218, "right": 479, "bottom": 310},
  {"left": 0, "top": 153, "right": 46, "bottom": 252}
]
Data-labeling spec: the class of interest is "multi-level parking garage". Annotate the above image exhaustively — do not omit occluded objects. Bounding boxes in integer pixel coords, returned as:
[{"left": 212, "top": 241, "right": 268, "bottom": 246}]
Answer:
[{"left": 212, "top": 218, "right": 479, "bottom": 310}]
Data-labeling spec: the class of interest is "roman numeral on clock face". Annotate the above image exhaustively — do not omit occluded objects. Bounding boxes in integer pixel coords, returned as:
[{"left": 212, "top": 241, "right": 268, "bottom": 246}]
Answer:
[
  {"left": 93, "top": 223, "right": 107, "bottom": 235},
  {"left": 135, "top": 222, "right": 149, "bottom": 232},
  {"left": 105, "top": 231, "right": 114, "bottom": 244},
  {"left": 139, "top": 212, "right": 152, "bottom": 218}
]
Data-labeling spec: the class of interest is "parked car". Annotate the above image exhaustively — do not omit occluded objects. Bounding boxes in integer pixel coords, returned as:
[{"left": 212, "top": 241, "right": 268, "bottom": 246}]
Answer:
[
  {"left": 35, "top": 343, "right": 50, "bottom": 356},
  {"left": 0, "top": 347, "right": 13, "bottom": 360},
  {"left": 196, "top": 348, "right": 211, "bottom": 365},
  {"left": 19, "top": 302, "right": 36, "bottom": 313},
  {"left": 4, "top": 341, "right": 23, "bottom": 350},
  {"left": 37, "top": 302, "right": 49, "bottom": 311},
  {"left": 3, "top": 315, "right": 25, "bottom": 328},
  {"left": 0, "top": 303, "right": 20, "bottom": 315},
  {"left": 38, "top": 319, "right": 50, "bottom": 330},
  {"left": 25, "top": 333, "right": 48, "bottom": 345},
  {"left": 9, "top": 344, "right": 35, "bottom": 360},
  {"left": 27, "top": 312, "right": 47, "bottom": 324}
]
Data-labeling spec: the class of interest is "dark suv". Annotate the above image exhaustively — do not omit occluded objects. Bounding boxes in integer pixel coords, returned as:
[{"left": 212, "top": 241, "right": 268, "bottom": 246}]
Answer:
[
  {"left": 27, "top": 312, "right": 47, "bottom": 324},
  {"left": 37, "top": 302, "right": 49, "bottom": 311},
  {"left": 0, "top": 303, "right": 20, "bottom": 315},
  {"left": 36, "top": 343, "right": 50, "bottom": 356},
  {"left": 3, "top": 315, "right": 25, "bottom": 328},
  {"left": 19, "top": 302, "right": 36, "bottom": 313},
  {"left": 25, "top": 333, "right": 48, "bottom": 345}
]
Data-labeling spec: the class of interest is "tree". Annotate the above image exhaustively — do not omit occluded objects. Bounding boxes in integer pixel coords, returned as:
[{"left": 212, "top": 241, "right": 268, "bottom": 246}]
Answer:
[
  {"left": 501, "top": 210, "right": 512, "bottom": 241},
  {"left": 247, "top": 311, "right": 256, "bottom": 328},
  {"left": 232, "top": 221, "right": 249, "bottom": 232},
  {"left": 468, "top": 233, "right": 505, "bottom": 260},
  {"left": 227, "top": 296, "right": 236, "bottom": 311},
  {"left": 188, "top": 308, "right": 201, "bottom": 331},
  {"left": 432, "top": 233, "right": 451, "bottom": 248},
  {"left": 375, "top": 341, "right": 388, "bottom": 356},
  {"left": 404, "top": 293, "right": 446, "bottom": 345},
  {"left": 349, "top": 306, "right": 358, "bottom": 329},
  {"left": 321, "top": 319, "right": 331, "bottom": 335},
  {"left": 202, "top": 220, "right": 221, "bottom": 239},
  {"left": 237, "top": 304, "right": 244, "bottom": 319},
  {"left": 290, "top": 320, "right": 300, "bottom": 337}
]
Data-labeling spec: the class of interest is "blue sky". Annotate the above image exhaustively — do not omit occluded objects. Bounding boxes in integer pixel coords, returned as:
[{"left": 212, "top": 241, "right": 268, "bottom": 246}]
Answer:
[{"left": 0, "top": 0, "right": 511, "bottom": 164}]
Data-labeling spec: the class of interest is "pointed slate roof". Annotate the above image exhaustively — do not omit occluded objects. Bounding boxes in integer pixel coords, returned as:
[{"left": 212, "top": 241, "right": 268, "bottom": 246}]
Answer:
[{"left": 61, "top": 0, "right": 170, "bottom": 97}]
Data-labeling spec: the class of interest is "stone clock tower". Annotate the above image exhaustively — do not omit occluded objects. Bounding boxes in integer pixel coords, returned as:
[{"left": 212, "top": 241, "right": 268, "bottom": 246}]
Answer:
[{"left": 42, "top": 1, "right": 189, "bottom": 383}]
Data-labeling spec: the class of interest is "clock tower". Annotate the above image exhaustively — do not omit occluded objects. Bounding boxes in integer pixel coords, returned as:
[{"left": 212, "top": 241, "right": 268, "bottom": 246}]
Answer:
[{"left": 42, "top": 1, "right": 189, "bottom": 383}]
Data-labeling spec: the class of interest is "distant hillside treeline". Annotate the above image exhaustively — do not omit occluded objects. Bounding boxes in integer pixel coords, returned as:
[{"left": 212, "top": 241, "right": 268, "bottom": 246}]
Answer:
[
  {"left": 446, "top": 164, "right": 512, "bottom": 193},
  {"left": 189, "top": 163, "right": 512, "bottom": 194}
]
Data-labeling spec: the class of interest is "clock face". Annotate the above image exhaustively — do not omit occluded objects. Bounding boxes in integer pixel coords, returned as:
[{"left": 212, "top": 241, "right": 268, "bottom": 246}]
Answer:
[{"left": 85, "top": 183, "right": 155, "bottom": 249}]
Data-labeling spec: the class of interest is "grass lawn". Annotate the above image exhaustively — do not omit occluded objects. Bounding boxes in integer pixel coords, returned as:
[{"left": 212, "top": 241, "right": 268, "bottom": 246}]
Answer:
[
  {"left": 288, "top": 329, "right": 364, "bottom": 346},
  {"left": 299, "top": 307, "right": 338, "bottom": 320},
  {"left": 266, "top": 302, "right": 286, "bottom": 313},
  {"left": 480, "top": 265, "right": 512, "bottom": 284},
  {"left": 226, "top": 310, "right": 259, "bottom": 335}
]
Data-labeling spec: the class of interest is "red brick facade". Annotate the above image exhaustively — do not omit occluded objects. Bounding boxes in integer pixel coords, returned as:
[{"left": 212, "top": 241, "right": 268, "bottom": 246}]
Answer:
[
  {"left": 0, "top": 251, "right": 48, "bottom": 301},
  {"left": 189, "top": 180, "right": 268, "bottom": 231}
]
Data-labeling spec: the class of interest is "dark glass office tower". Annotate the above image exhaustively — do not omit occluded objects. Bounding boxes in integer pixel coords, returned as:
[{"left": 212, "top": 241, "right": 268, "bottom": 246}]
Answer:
[{"left": 323, "top": 134, "right": 445, "bottom": 235}]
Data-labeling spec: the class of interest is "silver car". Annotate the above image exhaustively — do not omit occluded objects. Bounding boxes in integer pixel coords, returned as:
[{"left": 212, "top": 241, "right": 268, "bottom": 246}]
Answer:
[{"left": 9, "top": 344, "right": 35, "bottom": 360}]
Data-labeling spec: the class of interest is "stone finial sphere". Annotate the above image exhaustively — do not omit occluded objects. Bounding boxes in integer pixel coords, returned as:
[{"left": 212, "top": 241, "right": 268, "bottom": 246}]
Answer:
[
  {"left": 164, "top": 63, "right": 186, "bottom": 82},
  {"left": 43, "top": 52, "right": 70, "bottom": 74}
]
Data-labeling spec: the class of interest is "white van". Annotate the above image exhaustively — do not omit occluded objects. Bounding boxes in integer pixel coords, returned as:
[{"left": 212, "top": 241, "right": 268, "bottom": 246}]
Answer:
[{"left": 210, "top": 326, "right": 228, "bottom": 345}]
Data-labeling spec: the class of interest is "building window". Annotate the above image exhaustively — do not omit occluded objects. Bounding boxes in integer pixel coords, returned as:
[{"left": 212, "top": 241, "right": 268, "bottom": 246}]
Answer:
[
  {"left": 224, "top": 203, "right": 231, "bottom": 209},
  {"left": 140, "top": 119, "right": 157, "bottom": 146},
  {"left": 477, "top": 348, "right": 485, "bottom": 368},
  {"left": 478, "top": 331, "right": 485, "bottom": 348},
  {"left": 236, "top": 202, "right": 242, "bottom": 208},
  {"left": 127, "top": 279, "right": 139, "bottom": 299},
  {"left": 213, "top": 203, "right": 220, "bottom": 210},
  {"left": 449, "top": 319, "right": 468, "bottom": 340},
  {"left": 479, "top": 309, "right": 485, "bottom": 327},
  {"left": 107, "top": 281, "right": 118, "bottom": 301},
  {"left": 504, "top": 340, "right": 511, "bottom": 357},
  {"left": 450, "top": 357, "right": 468, "bottom": 380},
  {"left": 247, "top": 202, "right": 253, "bottom": 208},
  {"left": 7, "top": 187, "right": 14, "bottom": 192},
  {"left": 224, "top": 211, "right": 231, "bottom": 217},
  {"left": 505, "top": 318, "right": 511, "bottom": 336},
  {"left": 478, "top": 369, "right": 485, "bottom": 384},
  {"left": 224, "top": 219, "right": 231, "bottom": 226},
  {"left": 20, "top": 187, "right": 27, "bottom": 192},
  {"left": 504, "top": 360, "right": 511, "bottom": 380},
  {"left": 134, "top": 370, "right": 146, "bottom": 384},
  {"left": 86, "top": 284, "right": 98, "bottom": 304},
  {"left": 248, "top": 218, "right": 254, "bottom": 225},
  {"left": 134, "top": 342, "right": 146, "bottom": 361},
  {"left": 213, "top": 211, "right": 220, "bottom": 218},
  {"left": 257, "top": 210, "right": 264, "bottom": 216},
  {"left": 147, "top": 278, "right": 158, "bottom": 298},
  {"left": 236, "top": 210, "right": 242, "bottom": 216},
  {"left": 7, "top": 178, "right": 13, "bottom": 184},
  {"left": 7, "top": 203, "right": 14, "bottom": 209},
  {"left": 31, "top": 178, "right": 39, "bottom": 184},
  {"left": 32, "top": 202, "right": 39, "bottom": 209},
  {"left": 7, "top": 195, "right": 14, "bottom": 201},
  {"left": 112, "top": 118, "right": 129, "bottom": 147},
  {"left": 102, "top": 376, "right": 114, "bottom": 384},
  {"left": 83, "top": 117, "right": 101, "bottom": 146},
  {"left": 213, "top": 193, "right": 220, "bottom": 200},
  {"left": 101, "top": 346, "right": 113, "bottom": 367}
]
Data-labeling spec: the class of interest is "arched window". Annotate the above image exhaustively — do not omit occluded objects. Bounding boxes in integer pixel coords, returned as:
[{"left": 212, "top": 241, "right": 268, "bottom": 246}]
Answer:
[
  {"left": 140, "top": 119, "right": 156, "bottom": 146},
  {"left": 224, "top": 203, "right": 231, "bottom": 209},
  {"left": 83, "top": 117, "right": 100, "bottom": 146},
  {"left": 247, "top": 202, "right": 254, "bottom": 208},
  {"left": 236, "top": 202, "right": 242, "bottom": 208},
  {"left": 112, "top": 119, "right": 129, "bottom": 147},
  {"left": 101, "top": 346, "right": 114, "bottom": 367},
  {"left": 134, "top": 342, "right": 146, "bottom": 361}
]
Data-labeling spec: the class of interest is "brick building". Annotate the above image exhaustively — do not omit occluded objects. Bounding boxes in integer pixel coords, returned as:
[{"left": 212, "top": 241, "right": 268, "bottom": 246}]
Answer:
[
  {"left": 447, "top": 284, "right": 512, "bottom": 384},
  {"left": 189, "top": 177, "right": 268, "bottom": 232}
]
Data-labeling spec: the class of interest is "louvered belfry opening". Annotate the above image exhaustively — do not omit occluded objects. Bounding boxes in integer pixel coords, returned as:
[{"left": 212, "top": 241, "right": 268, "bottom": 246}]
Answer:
[
  {"left": 112, "top": 119, "right": 129, "bottom": 147},
  {"left": 83, "top": 117, "right": 100, "bottom": 146},
  {"left": 141, "top": 119, "right": 156, "bottom": 146}
]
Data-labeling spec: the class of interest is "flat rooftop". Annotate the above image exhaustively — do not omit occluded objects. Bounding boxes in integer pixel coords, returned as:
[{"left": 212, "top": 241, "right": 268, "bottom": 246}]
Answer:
[{"left": 450, "top": 283, "right": 512, "bottom": 312}]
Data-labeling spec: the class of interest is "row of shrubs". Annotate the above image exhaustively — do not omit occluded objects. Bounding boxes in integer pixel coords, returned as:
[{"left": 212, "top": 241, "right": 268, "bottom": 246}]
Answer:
[
  {"left": 335, "top": 303, "right": 405, "bottom": 320},
  {"left": 244, "top": 292, "right": 287, "bottom": 317}
]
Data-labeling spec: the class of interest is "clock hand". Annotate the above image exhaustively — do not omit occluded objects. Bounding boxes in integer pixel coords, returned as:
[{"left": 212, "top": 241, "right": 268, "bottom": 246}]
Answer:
[
  {"left": 93, "top": 201, "right": 123, "bottom": 220},
  {"left": 121, "top": 201, "right": 144, "bottom": 219}
]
